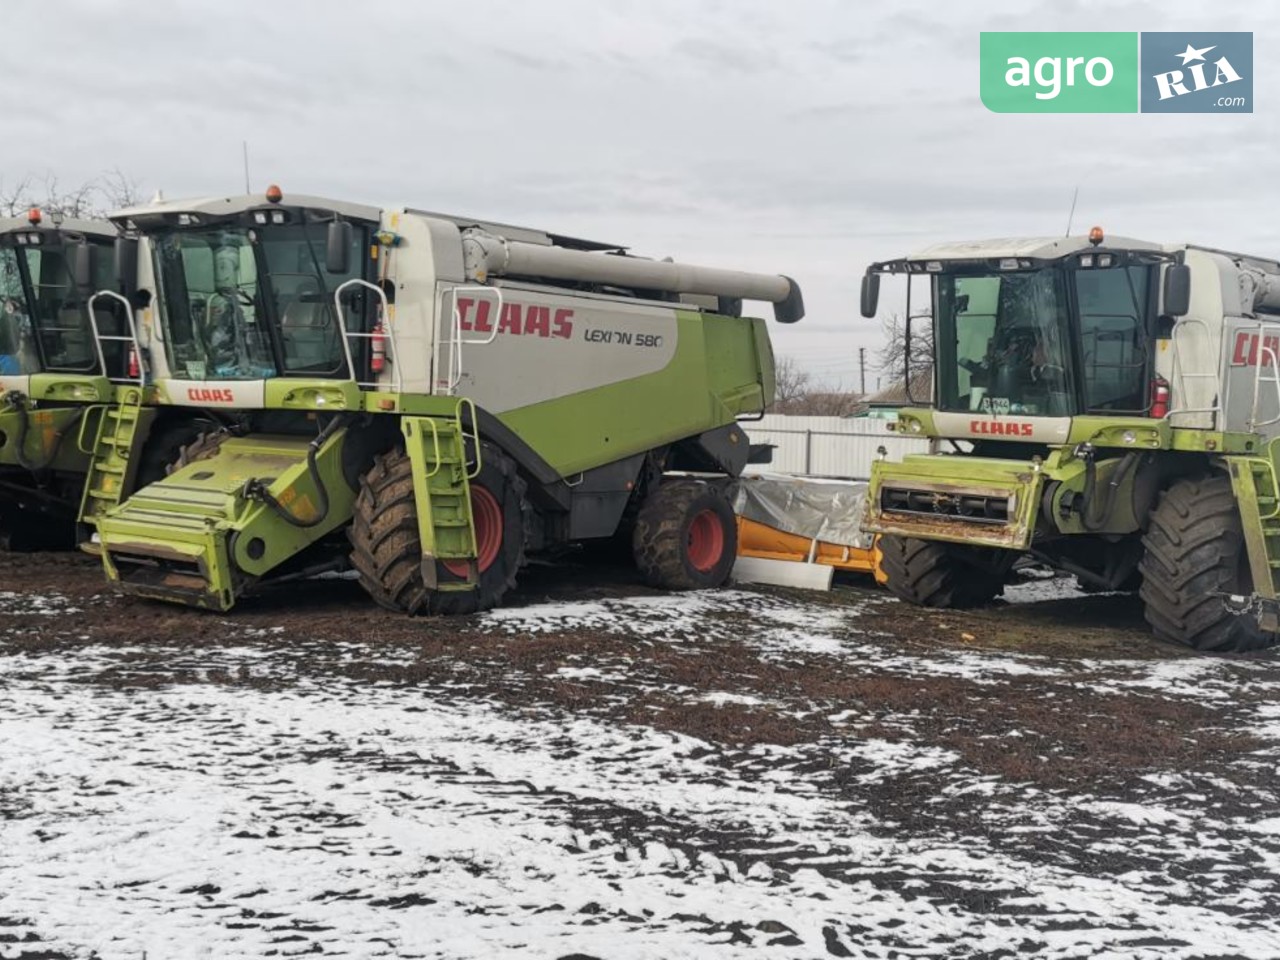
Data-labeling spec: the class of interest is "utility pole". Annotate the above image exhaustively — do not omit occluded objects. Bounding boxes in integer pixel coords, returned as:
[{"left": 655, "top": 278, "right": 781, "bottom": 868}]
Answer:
[{"left": 858, "top": 347, "right": 866, "bottom": 396}]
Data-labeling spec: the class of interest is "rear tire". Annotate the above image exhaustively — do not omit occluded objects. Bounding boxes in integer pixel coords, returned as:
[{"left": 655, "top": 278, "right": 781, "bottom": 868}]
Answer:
[
  {"left": 1139, "top": 475, "right": 1272, "bottom": 652},
  {"left": 133, "top": 419, "right": 221, "bottom": 487},
  {"left": 348, "top": 444, "right": 526, "bottom": 615},
  {"left": 632, "top": 480, "right": 737, "bottom": 590},
  {"left": 877, "top": 535, "right": 1011, "bottom": 608}
]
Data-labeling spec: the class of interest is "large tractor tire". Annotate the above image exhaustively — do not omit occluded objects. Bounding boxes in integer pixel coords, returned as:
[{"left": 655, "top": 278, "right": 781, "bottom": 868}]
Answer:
[
  {"left": 876, "top": 534, "right": 1011, "bottom": 608},
  {"left": 349, "top": 444, "right": 526, "bottom": 615},
  {"left": 135, "top": 419, "right": 221, "bottom": 487},
  {"left": 632, "top": 480, "right": 737, "bottom": 591},
  {"left": 1139, "top": 475, "right": 1271, "bottom": 653},
  {"left": 165, "top": 428, "right": 231, "bottom": 474}
]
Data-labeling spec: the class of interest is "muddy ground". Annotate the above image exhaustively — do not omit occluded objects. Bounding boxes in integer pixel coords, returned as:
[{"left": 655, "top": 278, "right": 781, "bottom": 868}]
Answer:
[{"left": 2, "top": 551, "right": 1279, "bottom": 959}]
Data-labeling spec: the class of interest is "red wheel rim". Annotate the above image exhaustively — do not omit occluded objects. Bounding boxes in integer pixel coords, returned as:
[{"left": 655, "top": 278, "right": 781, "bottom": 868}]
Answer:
[
  {"left": 686, "top": 508, "right": 725, "bottom": 573},
  {"left": 442, "top": 485, "right": 503, "bottom": 578}
]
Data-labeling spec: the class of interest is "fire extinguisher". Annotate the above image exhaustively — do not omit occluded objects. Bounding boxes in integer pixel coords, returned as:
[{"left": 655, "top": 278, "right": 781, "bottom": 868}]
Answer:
[
  {"left": 127, "top": 346, "right": 140, "bottom": 379},
  {"left": 1149, "top": 376, "right": 1170, "bottom": 419},
  {"left": 371, "top": 319, "right": 387, "bottom": 374}
]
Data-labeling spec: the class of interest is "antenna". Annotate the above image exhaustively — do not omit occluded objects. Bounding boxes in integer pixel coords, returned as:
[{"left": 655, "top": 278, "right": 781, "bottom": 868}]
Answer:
[
  {"left": 242, "top": 141, "right": 251, "bottom": 194},
  {"left": 1065, "top": 185, "right": 1080, "bottom": 237}
]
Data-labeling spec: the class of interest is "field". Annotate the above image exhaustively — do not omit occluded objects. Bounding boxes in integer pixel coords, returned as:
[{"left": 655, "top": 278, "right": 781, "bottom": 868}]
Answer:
[{"left": 2, "top": 552, "right": 1279, "bottom": 959}]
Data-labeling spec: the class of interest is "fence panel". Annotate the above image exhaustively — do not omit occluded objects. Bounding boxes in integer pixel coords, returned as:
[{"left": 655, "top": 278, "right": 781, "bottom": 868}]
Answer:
[{"left": 742, "top": 416, "right": 930, "bottom": 479}]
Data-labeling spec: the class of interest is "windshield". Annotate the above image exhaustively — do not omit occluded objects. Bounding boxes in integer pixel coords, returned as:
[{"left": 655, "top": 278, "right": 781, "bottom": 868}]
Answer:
[
  {"left": 0, "top": 241, "right": 111, "bottom": 377},
  {"left": 152, "top": 222, "right": 367, "bottom": 381},
  {"left": 935, "top": 268, "right": 1073, "bottom": 416}
]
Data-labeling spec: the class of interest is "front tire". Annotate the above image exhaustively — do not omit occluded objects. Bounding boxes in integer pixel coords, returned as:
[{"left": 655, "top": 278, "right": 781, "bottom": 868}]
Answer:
[
  {"left": 632, "top": 480, "right": 737, "bottom": 590},
  {"left": 1139, "top": 475, "right": 1271, "bottom": 652},
  {"left": 876, "top": 535, "right": 1011, "bottom": 608},
  {"left": 348, "top": 444, "right": 526, "bottom": 615}
]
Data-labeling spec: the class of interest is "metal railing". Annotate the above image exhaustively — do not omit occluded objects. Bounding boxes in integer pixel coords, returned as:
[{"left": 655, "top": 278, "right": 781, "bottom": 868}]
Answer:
[
  {"left": 1167, "top": 317, "right": 1224, "bottom": 428},
  {"left": 433, "top": 286, "right": 504, "bottom": 396},
  {"left": 332, "top": 278, "right": 400, "bottom": 392},
  {"left": 86, "top": 289, "right": 143, "bottom": 386},
  {"left": 1248, "top": 322, "right": 1280, "bottom": 430}
]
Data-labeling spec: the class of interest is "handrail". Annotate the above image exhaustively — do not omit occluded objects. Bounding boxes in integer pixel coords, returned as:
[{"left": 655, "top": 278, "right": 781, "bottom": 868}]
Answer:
[
  {"left": 1167, "top": 317, "right": 1222, "bottom": 425},
  {"left": 1251, "top": 342, "right": 1280, "bottom": 430},
  {"left": 434, "top": 286, "right": 505, "bottom": 396},
  {"left": 86, "top": 289, "right": 143, "bottom": 386},
  {"left": 456, "top": 397, "right": 482, "bottom": 479},
  {"left": 332, "top": 278, "right": 399, "bottom": 392}
]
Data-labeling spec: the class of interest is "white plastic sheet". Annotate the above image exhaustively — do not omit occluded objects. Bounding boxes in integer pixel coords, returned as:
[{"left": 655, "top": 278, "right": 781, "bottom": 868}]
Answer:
[{"left": 734, "top": 473, "right": 871, "bottom": 549}]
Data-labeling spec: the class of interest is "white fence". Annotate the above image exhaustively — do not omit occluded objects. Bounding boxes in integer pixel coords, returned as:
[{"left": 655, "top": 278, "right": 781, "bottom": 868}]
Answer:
[{"left": 742, "top": 415, "right": 931, "bottom": 480}]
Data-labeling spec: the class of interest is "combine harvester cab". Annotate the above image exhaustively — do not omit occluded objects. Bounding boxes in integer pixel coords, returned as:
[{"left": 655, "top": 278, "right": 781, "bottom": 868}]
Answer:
[
  {"left": 0, "top": 210, "right": 134, "bottom": 549},
  {"left": 94, "top": 187, "right": 804, "bottom": 613},
  {"left": 861, "top": 227, "right": 1280, "bottom": 652}
]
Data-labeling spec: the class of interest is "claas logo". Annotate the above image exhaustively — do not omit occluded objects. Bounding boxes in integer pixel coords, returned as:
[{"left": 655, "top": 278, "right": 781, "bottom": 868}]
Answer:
[
  {"left": 457, "top": 298, "right": 574, "bottom": 340},
  {"left": 969, "top": 420, "right": 1034, "bottom": 437}
]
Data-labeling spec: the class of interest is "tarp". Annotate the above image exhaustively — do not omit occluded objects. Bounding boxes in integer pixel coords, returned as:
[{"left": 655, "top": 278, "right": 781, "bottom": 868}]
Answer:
[{"left": 734, "top": 473, "right": 871, "bottom": 549}]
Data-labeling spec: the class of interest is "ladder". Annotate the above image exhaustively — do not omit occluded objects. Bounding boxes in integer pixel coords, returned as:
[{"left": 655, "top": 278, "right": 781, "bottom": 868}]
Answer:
[
  {"left": 401, "top": 401, "right": 483, "bottom": 591},
  {"left": 77, "top": 385, "right": 151, "bottom": 529}
]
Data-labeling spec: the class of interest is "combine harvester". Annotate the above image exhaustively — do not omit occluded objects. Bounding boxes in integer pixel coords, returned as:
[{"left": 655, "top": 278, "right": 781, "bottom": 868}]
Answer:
[
  {"left": 87, "top": 187, "right": 803, "bottom": 613},
  {"left": 861, "top": 227, "right": 1280, "bottom": 651},
  {"left": 0, "top": 210, "right": 133, "bottom": 548}
]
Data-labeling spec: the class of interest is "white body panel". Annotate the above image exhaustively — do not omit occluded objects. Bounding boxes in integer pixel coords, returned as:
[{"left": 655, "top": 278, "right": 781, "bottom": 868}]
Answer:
[
  {"left": 155, "top": 379, "right": 266, "bottom": 409},
  {"left": 0, "top": 375, "right": 31, "bottom": 396},
  {"left": 932, "top": 411, "right": 1071, "bottom": 445}
]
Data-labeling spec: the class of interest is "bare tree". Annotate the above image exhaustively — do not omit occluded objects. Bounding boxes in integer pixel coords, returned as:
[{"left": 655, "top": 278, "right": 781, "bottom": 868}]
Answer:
[
  {"left": 0, "top": 169, "right": 144, "bottom": 220},
  {"left": 784, "top": 389, "right": 864, "bottom": 417},
  {"left": 0, "top": 176, "right": 34, "bottom": 217},
  {"left": 876, "top": 310, "right": 934, "bottom": 385},
  {"left": 770, "top": 355, "right": 812, "bottom": 411}
]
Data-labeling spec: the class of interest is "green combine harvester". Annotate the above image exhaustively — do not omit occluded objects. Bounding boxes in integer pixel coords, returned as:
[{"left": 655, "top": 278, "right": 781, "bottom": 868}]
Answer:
[
  {"left": 89, "top": 187, "right": 802, "bottom": 613},
  {"left": 861, "top": 226, "right": 1280, "bottom": 652},
  {"left": 0, "top": 210, "right": 133, "bottom": 548}
]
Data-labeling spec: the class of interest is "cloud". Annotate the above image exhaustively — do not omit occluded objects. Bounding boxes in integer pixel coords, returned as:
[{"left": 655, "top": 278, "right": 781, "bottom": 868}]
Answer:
[{"left": 3, "top": 0, "right": 1279, "bottom": 385}]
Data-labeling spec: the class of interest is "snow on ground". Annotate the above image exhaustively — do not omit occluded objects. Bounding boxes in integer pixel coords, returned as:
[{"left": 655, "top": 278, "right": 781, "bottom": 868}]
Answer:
[{"left": 2, "top": 582, "right": 1280, "bottom": 959}]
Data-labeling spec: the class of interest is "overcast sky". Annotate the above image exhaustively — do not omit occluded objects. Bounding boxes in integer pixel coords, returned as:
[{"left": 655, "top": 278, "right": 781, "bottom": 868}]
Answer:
[{"left": 3, "top": 0, "right": 1276, "bottom": 390}]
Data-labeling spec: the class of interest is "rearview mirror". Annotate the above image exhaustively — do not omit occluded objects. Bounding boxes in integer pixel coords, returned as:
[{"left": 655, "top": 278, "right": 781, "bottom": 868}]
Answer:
[
  {"left": 326, "top": 221, "right": 353, "bottom": 274},
  {"left": 71, "top": 243, "right": 94, "bottom": 291},
  {"left": 1162, "top": 263, "right": 1191, "bottom": 317},
  {"left": 860, "top": 272, "right": 880, "bottom": 318},
  {"left": 114, "top": 237, "right": 138, "bottom": 298}
]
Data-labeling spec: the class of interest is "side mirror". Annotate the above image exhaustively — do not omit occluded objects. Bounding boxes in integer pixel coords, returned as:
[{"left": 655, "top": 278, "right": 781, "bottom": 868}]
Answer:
[
  {"left": 326, "top": 221, "right": 353, "bottom": 274},
  {"left": 114, "top": 237, "right": 139, "bottom": 298},
  {"left": 860, "top": 273, "right": 880, "bottom": 318},
  {"left": 72, "top": 243, "right": 95, "bottom": 291},
  {"left": 1162, "top": 263, "right": 1191, "bottom": 317}
]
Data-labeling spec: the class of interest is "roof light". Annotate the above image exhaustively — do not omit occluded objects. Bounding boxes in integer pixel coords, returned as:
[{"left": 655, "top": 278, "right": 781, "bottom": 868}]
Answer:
[
  {"left": 26, "top": 207, "right": 41, "bottom": 226},
  {"left": 1088, "top": 225, "right": 1104, "bottom": 246},
  {"left": 15, "top": 234, "right": 26, "bottom": 245},
  {"left": 265, "top": 184, "right": 283, "bottom": 204},
  {"left": 271, "top": 211, "right": 285, "bottom": 224},
  {"left": 1098, "top": 253, "right": 1113, "bottom": 267},
  {"left": 999, "top": 258, "right": 1020, "bottom": 270},
  {"left": 26, "top": 233, "right": 40, "bottom": 245},
  {"left": 1080, "top": 254, "right": 1094, "bottom": 267},
  {"left": 925, "top": 261, "right": 942, "bottom": 272},
  {"left": 253, "top": 211, "right": 267, "bottom": 224}
]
